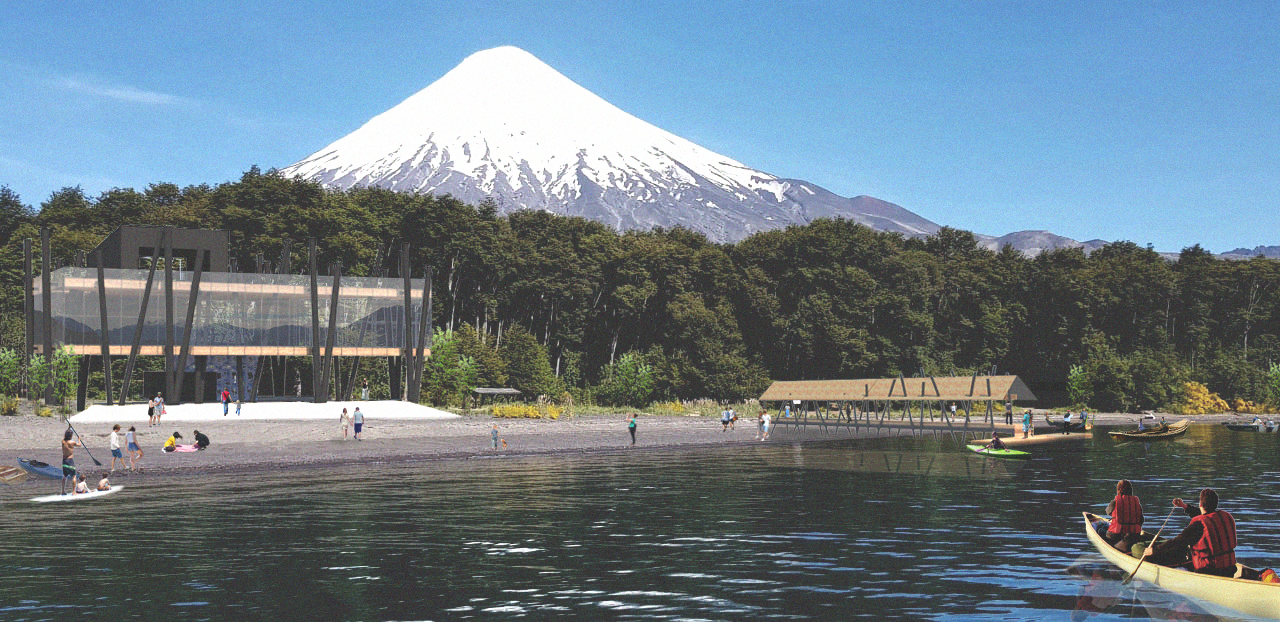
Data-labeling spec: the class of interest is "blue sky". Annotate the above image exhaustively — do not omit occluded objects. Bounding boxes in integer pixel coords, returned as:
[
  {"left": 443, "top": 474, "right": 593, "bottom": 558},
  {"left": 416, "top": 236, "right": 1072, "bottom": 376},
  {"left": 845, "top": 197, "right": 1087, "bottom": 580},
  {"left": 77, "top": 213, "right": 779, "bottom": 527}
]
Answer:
[{"left": 1, "top": 1, "right": 1276, "bottom": 252}]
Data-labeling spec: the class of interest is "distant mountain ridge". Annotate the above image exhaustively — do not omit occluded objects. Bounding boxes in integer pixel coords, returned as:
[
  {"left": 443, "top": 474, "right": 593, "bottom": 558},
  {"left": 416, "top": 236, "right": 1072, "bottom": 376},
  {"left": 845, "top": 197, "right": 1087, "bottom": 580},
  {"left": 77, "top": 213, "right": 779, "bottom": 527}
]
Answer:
[{"left": 281, "top": 46, "right": 1268, "bottom": 258}]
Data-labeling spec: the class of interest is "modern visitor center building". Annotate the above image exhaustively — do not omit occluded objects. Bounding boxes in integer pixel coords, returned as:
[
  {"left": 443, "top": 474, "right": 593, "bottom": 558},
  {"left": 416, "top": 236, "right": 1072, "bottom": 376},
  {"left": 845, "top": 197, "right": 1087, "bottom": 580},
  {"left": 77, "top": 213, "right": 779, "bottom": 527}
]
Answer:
[{"left": 27, "top": 226, "right": 432, "bottom": 409}]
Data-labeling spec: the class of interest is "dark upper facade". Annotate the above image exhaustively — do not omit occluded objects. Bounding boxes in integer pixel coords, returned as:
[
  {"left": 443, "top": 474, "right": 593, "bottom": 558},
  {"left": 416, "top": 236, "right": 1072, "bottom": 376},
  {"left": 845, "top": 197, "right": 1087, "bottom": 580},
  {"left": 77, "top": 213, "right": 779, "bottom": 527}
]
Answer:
[{"left": 88, "top": 226, "right": 230, "bottom": 273}]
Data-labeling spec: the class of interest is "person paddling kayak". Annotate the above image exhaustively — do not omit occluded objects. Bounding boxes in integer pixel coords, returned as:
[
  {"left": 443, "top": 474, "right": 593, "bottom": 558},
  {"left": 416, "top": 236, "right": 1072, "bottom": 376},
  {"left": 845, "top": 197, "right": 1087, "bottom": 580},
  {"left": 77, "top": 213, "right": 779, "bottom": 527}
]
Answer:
[{"left": 988, "top": 432, "right": 1007, "bottom": 451}]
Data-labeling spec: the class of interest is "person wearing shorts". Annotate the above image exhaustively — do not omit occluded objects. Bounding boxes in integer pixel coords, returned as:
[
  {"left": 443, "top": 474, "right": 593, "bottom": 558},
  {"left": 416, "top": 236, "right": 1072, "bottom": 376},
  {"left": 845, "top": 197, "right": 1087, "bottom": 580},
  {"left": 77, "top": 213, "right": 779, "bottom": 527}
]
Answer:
[
  {"left": 147, "top": 396, "right": 156, "bottom": 427},
  {"left": 125, "top": 425, "right": 143, "bottom": 473},
  {"left": 352, "top": 407, "right": 364, "bottom": 440},
  {"left": 108, "top": 424, "right": 127, "bottom": 472}
]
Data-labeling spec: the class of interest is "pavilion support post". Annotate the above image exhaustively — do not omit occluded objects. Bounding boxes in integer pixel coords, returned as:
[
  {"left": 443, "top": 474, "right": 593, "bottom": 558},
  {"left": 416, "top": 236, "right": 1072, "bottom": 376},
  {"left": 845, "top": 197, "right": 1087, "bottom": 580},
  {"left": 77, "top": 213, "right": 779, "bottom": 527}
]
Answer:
[
  {"left": 173, "top": 250, "right": 206, "bottom": 403},
  {"left": 95, "top": 249, "right": 113, "bottom": 402},
  {"left": 319, "top": 262, "right": 342, "bottom": 404},
  {"left": 119, "top": 231, "right": 163, "bottom": 405},
  {"left": 308, "top": 238, "right": 321, "bottom": 403},
  {"left": 41, "top": 229, "right": 54, "bottom": 404}
]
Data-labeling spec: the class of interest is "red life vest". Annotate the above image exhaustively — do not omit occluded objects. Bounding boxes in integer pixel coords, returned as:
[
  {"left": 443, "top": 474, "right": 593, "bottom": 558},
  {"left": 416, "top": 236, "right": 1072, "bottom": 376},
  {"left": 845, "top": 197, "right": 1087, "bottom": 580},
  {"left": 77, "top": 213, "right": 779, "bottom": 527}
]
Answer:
[
  {"left": 1190, "top": 510, "right": 1237, "bottom": 571},
  {"left": 1108, "top": 495, "right": 1143, "bottom": 535}
]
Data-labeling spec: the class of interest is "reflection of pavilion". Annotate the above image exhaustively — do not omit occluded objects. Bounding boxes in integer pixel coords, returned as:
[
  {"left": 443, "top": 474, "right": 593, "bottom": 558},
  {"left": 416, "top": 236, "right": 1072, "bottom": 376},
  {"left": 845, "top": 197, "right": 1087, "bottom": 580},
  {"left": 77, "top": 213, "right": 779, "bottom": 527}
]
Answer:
[{"left": 27, "top": 226, "right": 432, "bottom": 407}]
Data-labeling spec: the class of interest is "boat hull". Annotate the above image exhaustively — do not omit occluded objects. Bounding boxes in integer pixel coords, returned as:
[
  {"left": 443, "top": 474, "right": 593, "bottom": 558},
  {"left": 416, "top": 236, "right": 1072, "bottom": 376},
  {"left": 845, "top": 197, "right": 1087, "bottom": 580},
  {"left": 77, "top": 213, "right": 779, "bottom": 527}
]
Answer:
[
  {"left": 1081, "top": 512, "right": 1280, "bottom": 619},
  {"left": 965, "top": 444, "right": 1030, "bottom": 459}
]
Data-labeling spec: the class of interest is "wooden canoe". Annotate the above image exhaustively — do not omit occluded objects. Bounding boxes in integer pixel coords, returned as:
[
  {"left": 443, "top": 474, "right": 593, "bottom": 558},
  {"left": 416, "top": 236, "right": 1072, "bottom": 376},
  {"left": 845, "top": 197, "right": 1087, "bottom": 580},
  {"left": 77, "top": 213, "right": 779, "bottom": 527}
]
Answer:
[
  {"left": 1108, "top": 419, "right": 1189, "bottom": 440},
  {"left": 1082, "top": 512, "right": 1280, "bottom": 618},
  {"left": 1044, "top": 415, "right": 1086, "bottom": 432}
]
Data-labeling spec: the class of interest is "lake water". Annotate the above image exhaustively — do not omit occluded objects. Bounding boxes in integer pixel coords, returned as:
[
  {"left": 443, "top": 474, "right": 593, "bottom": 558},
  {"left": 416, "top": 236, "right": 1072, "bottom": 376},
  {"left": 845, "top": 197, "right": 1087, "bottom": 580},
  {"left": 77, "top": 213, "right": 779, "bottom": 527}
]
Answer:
[{"left": 2, "top": 424, "right": 1278, "bottom": 621}]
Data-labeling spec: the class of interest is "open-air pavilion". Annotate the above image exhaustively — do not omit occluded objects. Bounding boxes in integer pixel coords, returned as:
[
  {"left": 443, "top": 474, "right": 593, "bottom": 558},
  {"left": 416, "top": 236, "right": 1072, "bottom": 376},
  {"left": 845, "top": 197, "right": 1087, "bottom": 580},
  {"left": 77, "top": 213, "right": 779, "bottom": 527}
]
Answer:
[{"left": 758, "top": 374, "right": 1038, "bottom": 440}]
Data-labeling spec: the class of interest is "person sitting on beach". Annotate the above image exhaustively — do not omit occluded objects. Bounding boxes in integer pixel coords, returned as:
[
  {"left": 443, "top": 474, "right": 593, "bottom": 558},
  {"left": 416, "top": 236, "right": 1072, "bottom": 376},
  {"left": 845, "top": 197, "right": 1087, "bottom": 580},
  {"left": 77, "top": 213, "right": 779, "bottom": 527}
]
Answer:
[
  {"left": 193, "top": 430, "right": 210, "bottom": 450},
  {"left": 97, "top": 472, "right": 111, "bottom": 491},
  {"left": 1143, "top": 488, "right": 1238, "bottom": 577},
  {"left": 989, "top": 432, "right": 1007, "bottom": 451},
  {"left": 72, "top": 473, "right": 90, "bottom": 494},
  {"left": 162, "top": 432, "right": 183, "bottom": 453},
  {"left": 1103, "top": 479, "right": 1144, "bottom": 553}
]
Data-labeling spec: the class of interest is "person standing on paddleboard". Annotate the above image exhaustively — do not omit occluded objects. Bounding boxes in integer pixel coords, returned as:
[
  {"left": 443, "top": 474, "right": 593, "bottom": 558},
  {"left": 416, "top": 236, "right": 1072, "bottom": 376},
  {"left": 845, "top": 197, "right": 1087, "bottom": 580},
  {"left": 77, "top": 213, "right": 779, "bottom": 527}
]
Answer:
[{"left": 61, "top": 428, "right": 79, "bottom": 494}]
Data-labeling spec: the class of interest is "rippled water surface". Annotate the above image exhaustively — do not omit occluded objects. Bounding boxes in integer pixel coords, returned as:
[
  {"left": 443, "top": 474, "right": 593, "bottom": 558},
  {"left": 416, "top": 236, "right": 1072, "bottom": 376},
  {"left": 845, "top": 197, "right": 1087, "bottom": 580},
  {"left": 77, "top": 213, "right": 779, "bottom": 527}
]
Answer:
[{"left": 2, "top": 425, "right": 1278, "bottom": 621}]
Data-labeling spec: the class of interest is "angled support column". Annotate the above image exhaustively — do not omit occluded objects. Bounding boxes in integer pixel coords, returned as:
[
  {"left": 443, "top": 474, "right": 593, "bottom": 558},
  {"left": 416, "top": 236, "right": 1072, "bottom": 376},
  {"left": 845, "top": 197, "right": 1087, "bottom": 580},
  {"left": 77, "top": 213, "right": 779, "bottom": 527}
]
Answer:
[
  {"left": 342, "top": 243, "right": 386, "bottom": 400},
  {"left": 164, "top": 227, "right": 176, "bottom": 401},
  {"left": 41, "top": 229, "right": 54, "bottom": 404},
  {"left": 400, "top": 243, "right": 413, "bottom": 401},
  {"left": 308, "top": 238, "right": 321, "bottom": 402},
  {"left": 173, "top": 249, "right": 207, "bottom": 403},
  {"left": 95, "top": 249, "right": 113, "bottom": 402},
  {"left": 23, "top": 238, "right": 34, "bottom": 398},
  {"left": 408, "top": 266, "right": 432, "bottom": 403},
  {"left": 119, "top": 231, "right": 163, "bottom": 405},
  {"left": 319, "top": 261, "right": 342, "bottom": 404}
]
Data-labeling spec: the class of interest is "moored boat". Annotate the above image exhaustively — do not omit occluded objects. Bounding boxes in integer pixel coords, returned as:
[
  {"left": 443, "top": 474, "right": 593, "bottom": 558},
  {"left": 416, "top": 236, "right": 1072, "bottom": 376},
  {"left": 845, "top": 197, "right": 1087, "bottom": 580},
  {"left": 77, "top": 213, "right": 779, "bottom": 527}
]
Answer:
[
  {"left": 1045, "top": 415, "right": 1085, "bottom": 432},
  {"left": 17, "top": 458, "right": 63, "bottom": 480},
  {"left": 1081, "top": 512, "right": 1280, "bottom": 619},
  {"left": 1108, "top": 419, "right": 1189, "bottom": 441}
]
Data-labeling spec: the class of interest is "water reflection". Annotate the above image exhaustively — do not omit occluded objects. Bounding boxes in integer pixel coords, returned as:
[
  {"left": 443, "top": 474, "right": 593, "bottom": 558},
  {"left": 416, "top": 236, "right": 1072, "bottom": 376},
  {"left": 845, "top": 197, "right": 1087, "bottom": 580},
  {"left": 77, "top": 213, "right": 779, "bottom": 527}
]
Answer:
[
  {"left": 1066, "top": 557, "right": 1246, "bottom": 621},
  {"left": 0, "top": 425, "right": 1274, "bottom": 621}
]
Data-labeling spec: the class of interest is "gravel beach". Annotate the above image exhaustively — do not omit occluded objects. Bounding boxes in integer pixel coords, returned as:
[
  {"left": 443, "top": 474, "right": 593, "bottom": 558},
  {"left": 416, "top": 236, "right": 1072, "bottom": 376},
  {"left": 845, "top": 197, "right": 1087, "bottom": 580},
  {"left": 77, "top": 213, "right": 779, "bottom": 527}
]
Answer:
[{"left": 0, "top": 408, "right": 1253, "bottom": 481}]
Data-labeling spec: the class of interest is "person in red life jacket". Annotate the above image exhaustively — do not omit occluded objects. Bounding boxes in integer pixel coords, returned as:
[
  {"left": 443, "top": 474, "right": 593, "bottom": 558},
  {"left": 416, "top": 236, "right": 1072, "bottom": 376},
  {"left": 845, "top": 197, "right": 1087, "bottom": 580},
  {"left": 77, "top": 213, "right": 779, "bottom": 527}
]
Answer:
[
  {"left": 1143, "top": 488, "right": 1238, "bottom": 577},
  {"left": 1103, "top": 479, "right": 1144, "bottom": 553}
]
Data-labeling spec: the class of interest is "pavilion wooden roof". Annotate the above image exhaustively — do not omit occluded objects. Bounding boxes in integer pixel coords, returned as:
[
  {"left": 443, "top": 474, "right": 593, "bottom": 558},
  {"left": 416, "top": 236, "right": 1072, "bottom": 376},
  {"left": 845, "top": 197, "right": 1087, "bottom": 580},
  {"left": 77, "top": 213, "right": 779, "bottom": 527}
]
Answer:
[{"left": 759, "top": 375, "right": 1037, "bottom": 402}]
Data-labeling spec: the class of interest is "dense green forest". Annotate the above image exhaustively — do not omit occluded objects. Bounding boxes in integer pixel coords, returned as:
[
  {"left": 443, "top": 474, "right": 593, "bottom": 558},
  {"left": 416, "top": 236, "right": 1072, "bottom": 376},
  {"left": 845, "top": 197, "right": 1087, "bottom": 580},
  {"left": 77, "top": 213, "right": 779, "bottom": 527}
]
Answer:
[{"left": 2, "top": 168, "right": 1279, "bottom": 412}]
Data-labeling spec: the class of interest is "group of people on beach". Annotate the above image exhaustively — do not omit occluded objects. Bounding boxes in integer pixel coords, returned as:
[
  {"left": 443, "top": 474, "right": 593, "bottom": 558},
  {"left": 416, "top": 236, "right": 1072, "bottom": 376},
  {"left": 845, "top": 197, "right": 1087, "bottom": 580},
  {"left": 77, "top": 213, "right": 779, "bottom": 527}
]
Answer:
[
  {"left": 1100, "top": 479, "right": 1270, "bottom": 580},
  {"left": 59, "top": 427, "right": 114, "bottom": 495}
]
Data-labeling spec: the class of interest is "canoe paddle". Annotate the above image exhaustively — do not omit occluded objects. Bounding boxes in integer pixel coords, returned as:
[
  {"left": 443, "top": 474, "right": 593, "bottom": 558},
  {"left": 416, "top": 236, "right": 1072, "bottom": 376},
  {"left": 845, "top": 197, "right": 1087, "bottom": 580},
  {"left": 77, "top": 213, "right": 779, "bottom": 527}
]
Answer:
[
  {"left": 65, "top": 422, "right": 103, "bottom": 467},
  {"left": 1122, "top": 506, "right": 1178, "bottom": 585}
]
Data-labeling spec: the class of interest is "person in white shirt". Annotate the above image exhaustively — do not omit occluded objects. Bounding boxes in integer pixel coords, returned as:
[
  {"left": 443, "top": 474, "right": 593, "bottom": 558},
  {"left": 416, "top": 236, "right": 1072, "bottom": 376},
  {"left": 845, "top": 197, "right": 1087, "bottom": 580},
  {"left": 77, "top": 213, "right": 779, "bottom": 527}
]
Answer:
[
  {"left": 761, "top": 412, "right": 772, "bottom": 441},
  {"left": 108, "top": 424, "right": 127, "bottom": 472}
]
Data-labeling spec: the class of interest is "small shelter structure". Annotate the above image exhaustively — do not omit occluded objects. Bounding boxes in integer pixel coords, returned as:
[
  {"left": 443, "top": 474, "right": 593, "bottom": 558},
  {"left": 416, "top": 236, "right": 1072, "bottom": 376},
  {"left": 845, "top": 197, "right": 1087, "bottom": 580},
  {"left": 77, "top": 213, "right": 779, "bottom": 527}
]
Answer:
[
  {"left": 759, "top": 374, "right": 1037, "bottom": 438},
  {"left": 472, "top": 388, "right": 522, "bottom": 409}
]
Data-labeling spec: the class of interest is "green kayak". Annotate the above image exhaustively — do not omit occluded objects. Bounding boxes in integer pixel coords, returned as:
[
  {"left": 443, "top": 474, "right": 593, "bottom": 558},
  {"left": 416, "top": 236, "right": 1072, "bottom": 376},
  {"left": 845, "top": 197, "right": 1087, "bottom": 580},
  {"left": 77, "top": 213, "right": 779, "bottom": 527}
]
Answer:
[{"left": 966, "top": 444, "right": 1031, "bottom": 459}]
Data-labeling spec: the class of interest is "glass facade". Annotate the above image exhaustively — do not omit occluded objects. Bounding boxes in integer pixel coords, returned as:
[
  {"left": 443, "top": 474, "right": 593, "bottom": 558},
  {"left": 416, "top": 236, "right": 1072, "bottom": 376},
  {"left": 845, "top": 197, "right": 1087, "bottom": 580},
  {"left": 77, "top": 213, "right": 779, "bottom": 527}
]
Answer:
[{"left": 34, "top": 267, "right": 427, "bottom": 356}]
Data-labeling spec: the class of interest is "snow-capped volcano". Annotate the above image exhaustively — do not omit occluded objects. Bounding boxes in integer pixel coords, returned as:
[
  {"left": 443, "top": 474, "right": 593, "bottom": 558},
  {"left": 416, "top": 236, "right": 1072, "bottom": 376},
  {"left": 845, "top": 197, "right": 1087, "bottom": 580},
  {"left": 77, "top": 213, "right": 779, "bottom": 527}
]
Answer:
[{"left": 282, "top": 46, "right": 940, "bottom": 243}]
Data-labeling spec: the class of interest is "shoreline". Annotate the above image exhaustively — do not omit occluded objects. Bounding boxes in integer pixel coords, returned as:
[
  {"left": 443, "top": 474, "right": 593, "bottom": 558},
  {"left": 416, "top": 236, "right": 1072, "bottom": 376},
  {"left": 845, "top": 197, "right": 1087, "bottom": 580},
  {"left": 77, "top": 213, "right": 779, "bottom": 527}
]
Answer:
[{"left": 0, "top": 409, "right": 1264, "bottom": 482}]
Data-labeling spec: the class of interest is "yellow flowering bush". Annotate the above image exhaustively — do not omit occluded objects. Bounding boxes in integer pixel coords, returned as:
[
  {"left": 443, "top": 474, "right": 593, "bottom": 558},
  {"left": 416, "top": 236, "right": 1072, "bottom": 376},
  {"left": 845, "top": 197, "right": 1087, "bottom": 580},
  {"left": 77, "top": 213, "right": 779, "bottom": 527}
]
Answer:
[
  {"left": 1232, "top": 398, "right": 1268, "bottom": 415},
  {"left": 1176, "top": 382, "right": 1229, "bottom": 415}
]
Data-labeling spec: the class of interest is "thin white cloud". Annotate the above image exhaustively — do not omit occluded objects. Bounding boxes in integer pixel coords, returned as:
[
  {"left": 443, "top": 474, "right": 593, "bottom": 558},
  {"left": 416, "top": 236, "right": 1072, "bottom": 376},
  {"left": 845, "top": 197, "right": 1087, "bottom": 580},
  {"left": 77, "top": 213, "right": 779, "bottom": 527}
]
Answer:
[{"left": 55, "top": 77, "right": 193, "bottom": 106}]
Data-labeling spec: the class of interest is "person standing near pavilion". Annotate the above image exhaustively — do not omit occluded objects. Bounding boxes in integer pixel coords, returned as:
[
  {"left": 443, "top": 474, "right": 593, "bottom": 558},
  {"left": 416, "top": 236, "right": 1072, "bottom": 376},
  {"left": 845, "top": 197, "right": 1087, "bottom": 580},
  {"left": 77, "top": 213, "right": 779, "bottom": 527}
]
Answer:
[
  {"left": 221, "top": 387, "right": 231, "bottom": 416},
  {"left": 352, "top": 407, "right": 365, "bottom": 440}
]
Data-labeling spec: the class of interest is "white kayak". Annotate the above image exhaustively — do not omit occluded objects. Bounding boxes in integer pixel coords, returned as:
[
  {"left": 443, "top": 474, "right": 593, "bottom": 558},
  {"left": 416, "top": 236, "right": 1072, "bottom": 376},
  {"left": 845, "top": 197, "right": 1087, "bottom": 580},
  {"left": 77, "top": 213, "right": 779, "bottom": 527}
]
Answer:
[{"left": 31, "top": 486, "right": 124, "bottom": 503}]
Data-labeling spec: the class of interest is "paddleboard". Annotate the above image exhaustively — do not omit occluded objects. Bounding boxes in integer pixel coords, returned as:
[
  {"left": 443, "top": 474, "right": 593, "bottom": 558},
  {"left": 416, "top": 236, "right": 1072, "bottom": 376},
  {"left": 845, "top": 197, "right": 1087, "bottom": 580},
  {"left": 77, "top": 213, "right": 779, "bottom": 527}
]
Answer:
[
  {"left": 30, "top": 486, "right": 124, "bottom": 503},
  {"left": 18, "top": 458, "right": 65, "bottom": 480},
  {"left": 966, "top": 444, "right": 1031, "bottom": 459}
]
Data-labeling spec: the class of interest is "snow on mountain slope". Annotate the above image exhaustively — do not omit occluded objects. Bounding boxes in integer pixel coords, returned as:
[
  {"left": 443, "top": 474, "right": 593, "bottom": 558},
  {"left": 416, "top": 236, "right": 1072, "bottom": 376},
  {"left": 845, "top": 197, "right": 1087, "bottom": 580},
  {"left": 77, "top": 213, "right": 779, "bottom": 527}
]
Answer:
[{"left": 281, "top": 46, "right": 939, "bottom": 243}]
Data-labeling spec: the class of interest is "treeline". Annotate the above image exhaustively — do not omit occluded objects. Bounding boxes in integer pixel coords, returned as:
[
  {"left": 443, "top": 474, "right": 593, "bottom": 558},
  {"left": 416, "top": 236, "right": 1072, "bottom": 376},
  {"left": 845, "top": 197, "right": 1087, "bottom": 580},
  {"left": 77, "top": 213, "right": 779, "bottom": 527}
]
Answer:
[{"left": 1, "top": 168, "right": 1278, "bottom": 411}]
